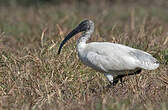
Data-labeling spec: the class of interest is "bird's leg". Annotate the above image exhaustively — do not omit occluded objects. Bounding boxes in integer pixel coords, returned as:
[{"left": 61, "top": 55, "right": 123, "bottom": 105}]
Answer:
[
  {"left": 104, "top": 73, "right": 114, "bottom": 83},
  {"left": 104, "top": 73, "right": 119, "bottom": 87},
  {"left": 114, "top": 75, "right": 124, "bottom": 86},
  {"left": 133, "top": 69, "right": 142, "bottom": 75},
  {"left": 104, "top": 69, "right": 142, "bottom": 88},
  {"left": 124, "top": 69, "right": 142, "bottom": 76},
  {"left": 113, "top": 69, "right": 142, "bottom": 86},
  {"left": 119, "top": 77, "right": 123, "bottom": 87}
]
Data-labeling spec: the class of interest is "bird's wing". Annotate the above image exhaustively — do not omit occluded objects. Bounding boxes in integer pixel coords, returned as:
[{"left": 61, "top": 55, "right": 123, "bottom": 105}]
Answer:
[
  {"left": 128, "top": 49, "right": 159, "bottom": 70},
  {"left": 84, "top": 43, "right": 139, "bottom": 72},
  {"left": 84, "top": 42, "right": 159, "bottom": 72}
]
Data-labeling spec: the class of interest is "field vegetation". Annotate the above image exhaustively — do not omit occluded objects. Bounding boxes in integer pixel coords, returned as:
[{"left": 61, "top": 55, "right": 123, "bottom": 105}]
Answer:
[{"left": 0, "top": 1, "right": 168, "bottom": 110}]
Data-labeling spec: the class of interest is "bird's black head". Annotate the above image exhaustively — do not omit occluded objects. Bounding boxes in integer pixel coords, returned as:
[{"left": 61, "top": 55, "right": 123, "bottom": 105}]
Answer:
[
  {"left": 58, "top": 19, "right": 94, "bottom": 54},
  {"left": 77, "top": 20, "right": 91, "bottom": 32}
]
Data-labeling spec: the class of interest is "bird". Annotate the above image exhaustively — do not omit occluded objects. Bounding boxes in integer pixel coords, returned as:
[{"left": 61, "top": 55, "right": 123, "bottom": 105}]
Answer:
[{"left": 58, "top": 19, "right": 159, "bottom": 86}]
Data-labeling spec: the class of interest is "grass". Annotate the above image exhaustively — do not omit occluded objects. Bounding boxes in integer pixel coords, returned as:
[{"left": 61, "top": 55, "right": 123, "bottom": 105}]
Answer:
[{"left": 0, "top": 3, "right": 168, "bottom": 110}]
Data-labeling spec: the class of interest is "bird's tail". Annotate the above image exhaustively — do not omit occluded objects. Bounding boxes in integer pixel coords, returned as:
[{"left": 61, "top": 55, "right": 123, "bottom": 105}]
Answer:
[{"left": 139, "top": 58, "right": 159, "bottom": 70}]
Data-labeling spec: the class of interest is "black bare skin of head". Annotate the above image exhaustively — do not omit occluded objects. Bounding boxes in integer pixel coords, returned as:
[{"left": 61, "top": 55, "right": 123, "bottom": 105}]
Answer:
[{"left": 58, "top": 20, "right": 90, "bottom": 54}]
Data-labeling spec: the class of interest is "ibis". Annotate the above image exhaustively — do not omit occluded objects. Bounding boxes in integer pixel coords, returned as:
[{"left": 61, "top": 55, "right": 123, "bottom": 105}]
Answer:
[{"left": 58, "top": 20, "right": 159, "bottom": 86}]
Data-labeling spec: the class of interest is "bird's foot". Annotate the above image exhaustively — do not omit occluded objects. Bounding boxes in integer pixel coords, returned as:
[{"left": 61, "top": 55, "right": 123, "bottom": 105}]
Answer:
[
  {"left": 104, "top": 73, "right": 125, "bottom": 88},
  {"left": 106, "top": 79, "right": 119, "bottom": 88},
  {"left": 117, "top": 76, "right": 124, "bottom": 87}
]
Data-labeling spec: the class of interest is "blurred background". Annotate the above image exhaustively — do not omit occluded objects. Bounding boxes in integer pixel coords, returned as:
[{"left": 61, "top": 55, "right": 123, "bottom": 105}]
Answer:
[{"left": 0, "top": 0, "right": 168, "bottom": 7}]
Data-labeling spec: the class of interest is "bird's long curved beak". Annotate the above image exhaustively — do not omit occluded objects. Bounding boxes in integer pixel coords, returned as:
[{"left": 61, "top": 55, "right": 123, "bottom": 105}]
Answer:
[{"left": 58, "top": 27, "right": 80, "bottom": 54}]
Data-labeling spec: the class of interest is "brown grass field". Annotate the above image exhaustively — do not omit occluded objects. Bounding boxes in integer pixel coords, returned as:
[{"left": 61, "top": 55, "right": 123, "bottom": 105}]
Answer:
[{"left": 0, "top": 2, "right": 168, "bottom": 110}]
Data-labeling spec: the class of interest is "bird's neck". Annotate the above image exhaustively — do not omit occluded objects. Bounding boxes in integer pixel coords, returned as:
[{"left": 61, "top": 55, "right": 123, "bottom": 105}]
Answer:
[
  {"left": 78, "top": 32, "right": 89, "bottom": 43},
  {"left": 77, "top": 31, "right": 92, "bottom": 44},
  {"left": 77, "top": 23, "right": 94, "bottom": 44},
  {"left": 76, "top": 31, "right": 91, "bottom": 53}
]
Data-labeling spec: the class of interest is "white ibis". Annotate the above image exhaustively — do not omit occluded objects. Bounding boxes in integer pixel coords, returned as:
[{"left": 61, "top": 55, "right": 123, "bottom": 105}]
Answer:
[{"left": 58, "top": 20, "right": 159, "bottom": 85}]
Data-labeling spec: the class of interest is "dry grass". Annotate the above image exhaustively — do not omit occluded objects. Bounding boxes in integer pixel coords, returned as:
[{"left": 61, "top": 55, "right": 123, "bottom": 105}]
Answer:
[{"left": 0, "top": 3, "right": 168, "bottom": 110}]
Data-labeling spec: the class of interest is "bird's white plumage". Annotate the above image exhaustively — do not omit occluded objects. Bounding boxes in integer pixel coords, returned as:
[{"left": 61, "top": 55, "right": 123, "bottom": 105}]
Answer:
[
  {"left": 58, "top": 20, "right": 159, "bottom": 84},
  {"left": 77, "top": 42, "right": 159, "bottom": 76}
]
